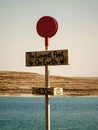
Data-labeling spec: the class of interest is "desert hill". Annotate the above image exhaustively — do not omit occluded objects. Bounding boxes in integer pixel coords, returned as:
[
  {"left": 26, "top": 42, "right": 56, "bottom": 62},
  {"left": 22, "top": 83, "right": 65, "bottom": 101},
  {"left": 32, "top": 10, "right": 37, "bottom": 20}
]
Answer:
[{"left": 0, "top": 71, "right": 98, "bottom": 96}]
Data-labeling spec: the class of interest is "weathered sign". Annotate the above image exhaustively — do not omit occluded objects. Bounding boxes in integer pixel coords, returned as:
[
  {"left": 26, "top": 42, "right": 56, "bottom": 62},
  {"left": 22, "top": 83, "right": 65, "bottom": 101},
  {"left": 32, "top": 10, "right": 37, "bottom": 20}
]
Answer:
[
  {"left": 26, "top": 49, "right": 69, "bottom": 66},
  {"left": 32, "top": 87, "right": 63, "bottom": 96}
]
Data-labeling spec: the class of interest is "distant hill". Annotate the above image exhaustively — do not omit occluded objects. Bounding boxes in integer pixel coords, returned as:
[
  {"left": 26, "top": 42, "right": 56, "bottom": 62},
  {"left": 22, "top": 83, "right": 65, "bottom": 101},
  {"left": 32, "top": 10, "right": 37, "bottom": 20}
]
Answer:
[{"left": 0, "top": 70, "right": 98, "bottom": 96}]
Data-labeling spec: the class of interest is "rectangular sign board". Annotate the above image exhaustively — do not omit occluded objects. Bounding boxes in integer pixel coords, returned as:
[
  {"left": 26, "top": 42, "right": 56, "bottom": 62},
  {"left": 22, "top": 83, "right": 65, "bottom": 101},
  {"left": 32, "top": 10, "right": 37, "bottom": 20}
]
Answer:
[
  {"left": 32, "top": 87, "right": 63, "bottom": 96},
  {"left": 26, "top": 49, "right": 69, "bottom": 66}
]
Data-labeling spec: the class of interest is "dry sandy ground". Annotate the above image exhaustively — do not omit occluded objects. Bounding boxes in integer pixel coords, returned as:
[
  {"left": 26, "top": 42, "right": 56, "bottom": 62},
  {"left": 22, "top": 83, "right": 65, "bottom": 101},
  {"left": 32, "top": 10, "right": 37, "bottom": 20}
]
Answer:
[{"left": 0, "top": 71, "right": 98, "bottom": 96}]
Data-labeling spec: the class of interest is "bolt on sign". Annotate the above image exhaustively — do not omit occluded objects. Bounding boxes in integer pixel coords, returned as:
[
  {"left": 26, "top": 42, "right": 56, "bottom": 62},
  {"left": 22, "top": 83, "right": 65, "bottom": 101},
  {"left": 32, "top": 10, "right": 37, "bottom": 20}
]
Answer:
[
  {"left": 26, "top": 49, "right": 69, "bottom": 66},
  {"left": 32, "top": 87, "right": 63, "bottom": 96}
]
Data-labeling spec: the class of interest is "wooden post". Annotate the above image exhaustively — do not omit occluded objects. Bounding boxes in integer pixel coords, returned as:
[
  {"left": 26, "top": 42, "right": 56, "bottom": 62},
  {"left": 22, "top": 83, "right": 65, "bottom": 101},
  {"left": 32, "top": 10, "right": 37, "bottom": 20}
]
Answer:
[{"left": 45, "top": 37, "right": 50, "bottom": 130}]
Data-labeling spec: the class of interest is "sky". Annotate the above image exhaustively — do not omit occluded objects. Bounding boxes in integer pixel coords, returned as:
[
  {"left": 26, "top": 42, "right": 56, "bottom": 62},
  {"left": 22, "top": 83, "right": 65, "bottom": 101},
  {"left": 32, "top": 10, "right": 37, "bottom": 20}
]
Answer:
[{"left": 0, "top": 0, "right": 98, "bottom": 77}]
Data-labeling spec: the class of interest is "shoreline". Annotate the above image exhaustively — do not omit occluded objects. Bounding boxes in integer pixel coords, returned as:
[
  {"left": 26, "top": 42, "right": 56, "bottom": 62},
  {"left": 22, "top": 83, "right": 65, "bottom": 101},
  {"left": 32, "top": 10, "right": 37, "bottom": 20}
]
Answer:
[{"left": 0, "top": 94, "right": 98, "bottom": 98}]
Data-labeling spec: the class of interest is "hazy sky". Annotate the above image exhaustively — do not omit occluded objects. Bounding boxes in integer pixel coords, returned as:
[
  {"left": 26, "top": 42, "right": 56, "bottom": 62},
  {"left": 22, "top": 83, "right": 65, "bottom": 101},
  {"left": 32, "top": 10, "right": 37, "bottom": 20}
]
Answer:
[{"left": 0, "top": 0, "right": 98, "bottom": 77}]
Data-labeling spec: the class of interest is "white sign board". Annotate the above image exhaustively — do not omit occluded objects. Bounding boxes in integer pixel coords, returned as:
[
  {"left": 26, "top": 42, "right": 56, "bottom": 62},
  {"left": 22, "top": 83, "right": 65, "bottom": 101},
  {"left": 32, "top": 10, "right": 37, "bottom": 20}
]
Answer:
[{"left": 26, "top": 49, "right": 69, "bottom": 66}]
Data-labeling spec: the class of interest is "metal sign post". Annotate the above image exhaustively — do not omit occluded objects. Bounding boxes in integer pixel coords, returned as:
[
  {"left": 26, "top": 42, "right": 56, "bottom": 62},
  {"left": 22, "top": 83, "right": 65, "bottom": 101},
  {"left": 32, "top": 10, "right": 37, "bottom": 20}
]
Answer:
[
  {"left": 36, "top": 16, "right": 58, "bottom": 130},
  {"left": 45, "top": 38, "right": 50, "bottom": 130},
  {"left": 26, "top": 16, "right": 70, "bottom": 130}
]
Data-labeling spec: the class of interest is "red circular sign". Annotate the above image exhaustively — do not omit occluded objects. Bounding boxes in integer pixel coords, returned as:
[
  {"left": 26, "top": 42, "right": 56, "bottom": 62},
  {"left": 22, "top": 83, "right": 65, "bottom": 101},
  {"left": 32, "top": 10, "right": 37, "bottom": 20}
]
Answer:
[{"left": 36, "top": 16, "right": 58, "bottom": 38}]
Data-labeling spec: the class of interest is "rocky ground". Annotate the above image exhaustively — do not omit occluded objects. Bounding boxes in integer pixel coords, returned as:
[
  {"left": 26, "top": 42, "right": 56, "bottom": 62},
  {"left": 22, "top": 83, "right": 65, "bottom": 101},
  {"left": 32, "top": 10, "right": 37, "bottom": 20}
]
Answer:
[{"left": 0, "top": 71, "right": 98, "bottom": 96}]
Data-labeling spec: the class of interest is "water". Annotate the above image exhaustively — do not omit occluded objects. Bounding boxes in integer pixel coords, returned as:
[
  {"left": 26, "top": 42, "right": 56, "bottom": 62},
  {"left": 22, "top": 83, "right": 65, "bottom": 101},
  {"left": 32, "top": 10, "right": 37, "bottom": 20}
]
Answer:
[{"left": 0, "top": 96, "right": 98, "bottom": 130}]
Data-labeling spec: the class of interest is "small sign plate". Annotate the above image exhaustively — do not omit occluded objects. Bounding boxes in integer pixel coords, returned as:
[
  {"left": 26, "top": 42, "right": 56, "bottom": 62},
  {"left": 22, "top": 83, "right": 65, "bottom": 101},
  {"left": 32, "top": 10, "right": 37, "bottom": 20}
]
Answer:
[
  {"left": 26, "top": 49, "right": 69, "bottom": 66},
  {"left": 32, "top": 87, "right": 63, "bottom": 96}
]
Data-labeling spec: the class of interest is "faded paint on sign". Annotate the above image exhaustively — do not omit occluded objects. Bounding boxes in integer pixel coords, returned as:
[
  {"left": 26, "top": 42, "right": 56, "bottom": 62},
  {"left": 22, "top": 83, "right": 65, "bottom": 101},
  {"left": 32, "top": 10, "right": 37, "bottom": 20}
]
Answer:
[{"left": 26, "top": 49, "right": 69, "bottom": 66}]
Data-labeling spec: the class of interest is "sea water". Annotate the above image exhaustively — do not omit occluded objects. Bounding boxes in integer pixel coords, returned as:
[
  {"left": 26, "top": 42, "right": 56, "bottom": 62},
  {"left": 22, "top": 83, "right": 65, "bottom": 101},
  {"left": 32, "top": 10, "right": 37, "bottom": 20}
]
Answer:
[{"left": 0, "top": 96, "right": 98, "bottom": 130}]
